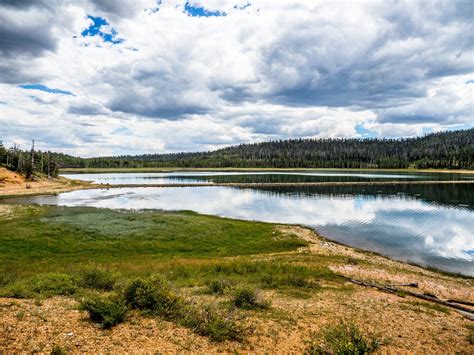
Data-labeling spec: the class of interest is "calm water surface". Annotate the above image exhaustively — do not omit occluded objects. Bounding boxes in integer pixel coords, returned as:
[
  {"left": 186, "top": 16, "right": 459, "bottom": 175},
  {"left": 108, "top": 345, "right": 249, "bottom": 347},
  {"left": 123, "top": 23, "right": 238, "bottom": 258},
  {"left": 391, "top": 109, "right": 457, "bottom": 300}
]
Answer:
[
  {"left": 6, "top": 179, "right": 474, "bottom": 276},
  {"left": 61, "top": 171, "right": 474, "bottom": 185}
]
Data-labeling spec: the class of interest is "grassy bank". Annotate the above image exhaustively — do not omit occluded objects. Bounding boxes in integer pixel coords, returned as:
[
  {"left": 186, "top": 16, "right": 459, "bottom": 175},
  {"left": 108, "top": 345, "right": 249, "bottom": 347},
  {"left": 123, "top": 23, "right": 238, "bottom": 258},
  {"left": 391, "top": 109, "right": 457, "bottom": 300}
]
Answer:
[
  {"left": 0, "top": 205, "right": 473, "bottom": 353},
  {"left": 0, "top": 206, "right": 309, "bottom": 279}
]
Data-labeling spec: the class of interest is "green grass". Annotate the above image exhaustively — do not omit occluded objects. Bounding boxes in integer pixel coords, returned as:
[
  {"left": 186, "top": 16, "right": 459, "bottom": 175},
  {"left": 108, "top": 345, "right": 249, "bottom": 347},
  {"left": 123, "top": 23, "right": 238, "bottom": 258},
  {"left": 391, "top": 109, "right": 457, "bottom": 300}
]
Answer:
[
  {"left": 0, "top": 205, "right": 307, "bottom": 278},
  {"left": 400, "top": 300, "right": 451, "bottom": 315},
  {"left": 305, "top": 321, "right": 380, "bottom": 354},
  {"left": 0, "top": 205, "right": 341, "bottom": 300},
  {"left": 0, "top": 204, "right": 346, "bottom": 342}
]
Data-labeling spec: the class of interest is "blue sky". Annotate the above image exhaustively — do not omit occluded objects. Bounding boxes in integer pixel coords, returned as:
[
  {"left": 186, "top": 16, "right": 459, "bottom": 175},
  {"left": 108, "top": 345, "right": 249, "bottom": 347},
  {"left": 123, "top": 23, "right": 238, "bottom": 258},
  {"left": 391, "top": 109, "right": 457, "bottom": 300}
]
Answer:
[
  {"left": 0, "top": 0, "right": 472, "bottom": 157},
  {"left": 19, "top": 84, "right": 74, "bottom": 95}
]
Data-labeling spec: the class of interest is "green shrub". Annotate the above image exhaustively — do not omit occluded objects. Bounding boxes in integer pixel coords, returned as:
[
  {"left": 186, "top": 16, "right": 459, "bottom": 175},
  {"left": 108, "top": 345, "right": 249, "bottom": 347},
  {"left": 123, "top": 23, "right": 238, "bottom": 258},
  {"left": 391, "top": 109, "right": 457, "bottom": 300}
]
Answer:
[
  {"left": 79, "top": 294, "right": 127, "bottom": 329},
  {"left": 124, "top": 277, "right": 246, "bottom": 341},
  {"left": 50, "top": 344, "right": 67, "bottom": 355},
  {"left": 467, "top": 324, "right": 474, "bottom": 345},
  {"left": 3, "top": 273, "right": 77, "bottom": 298},
  {"left": 232, "top": 287, "right": 269, "bottom": 309},
  {"left": 181, "top": 305, "right": 245, "bottom": 342},
  {"left": 305, "top": 321, "right": 380, "bottom": 354},
  {"left": 76, "top": 265, "right": 115, "bottom": 291},
  {"left": 206, "top": 279, "right": 233, "bottom": 295},
  {"left": 123, "top": 277, "right": 181, "bottom": 318}
]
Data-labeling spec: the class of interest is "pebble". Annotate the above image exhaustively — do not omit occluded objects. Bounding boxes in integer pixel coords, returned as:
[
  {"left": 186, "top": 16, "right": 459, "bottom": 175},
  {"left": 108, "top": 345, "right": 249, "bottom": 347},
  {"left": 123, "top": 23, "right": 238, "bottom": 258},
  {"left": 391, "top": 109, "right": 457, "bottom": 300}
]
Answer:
[{"left": 65, "top": 332, "right": 74, "bottom": 337}]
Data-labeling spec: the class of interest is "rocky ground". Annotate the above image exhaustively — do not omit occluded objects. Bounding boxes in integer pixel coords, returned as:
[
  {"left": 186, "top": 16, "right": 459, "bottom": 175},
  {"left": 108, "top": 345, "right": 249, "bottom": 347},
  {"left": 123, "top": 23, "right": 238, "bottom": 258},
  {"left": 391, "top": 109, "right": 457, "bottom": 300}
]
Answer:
[{"left": 1, "top": 226, "right": 472, "bottom": 353}]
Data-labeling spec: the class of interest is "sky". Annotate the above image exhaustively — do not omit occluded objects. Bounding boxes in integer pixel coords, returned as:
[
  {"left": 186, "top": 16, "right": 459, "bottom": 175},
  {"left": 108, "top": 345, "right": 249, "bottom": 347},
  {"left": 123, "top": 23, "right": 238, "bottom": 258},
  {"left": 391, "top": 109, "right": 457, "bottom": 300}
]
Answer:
[{"left": 0, "top": 0, "right": 472, "bottom": 157}]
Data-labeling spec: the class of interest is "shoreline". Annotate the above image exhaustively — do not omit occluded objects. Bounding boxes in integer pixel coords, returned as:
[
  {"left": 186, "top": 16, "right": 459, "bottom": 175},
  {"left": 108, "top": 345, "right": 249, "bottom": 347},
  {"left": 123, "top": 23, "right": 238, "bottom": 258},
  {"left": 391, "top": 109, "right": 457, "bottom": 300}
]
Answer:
[
  {"left": 2, "top": 172, "right": 473, "bottom": 198},
  {"left": 60, "top": 179, "right": 474, "bottom": 189},
  {"left": 1, "top": 175, "right": 472, "bottom": 278},
  {"left": 59, "top": 166, "right": 474, "bottom": 174}
]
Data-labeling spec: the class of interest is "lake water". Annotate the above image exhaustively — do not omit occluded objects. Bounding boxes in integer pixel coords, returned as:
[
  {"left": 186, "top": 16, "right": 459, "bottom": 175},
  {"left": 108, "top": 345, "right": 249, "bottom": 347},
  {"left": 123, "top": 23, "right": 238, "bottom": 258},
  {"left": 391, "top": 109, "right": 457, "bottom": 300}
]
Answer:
[
  {"left": 61, "top": 171, "right": 474, "bottom": 185},
  {"left": 6, "top": 173, "right": 474, "bottom": 276}
]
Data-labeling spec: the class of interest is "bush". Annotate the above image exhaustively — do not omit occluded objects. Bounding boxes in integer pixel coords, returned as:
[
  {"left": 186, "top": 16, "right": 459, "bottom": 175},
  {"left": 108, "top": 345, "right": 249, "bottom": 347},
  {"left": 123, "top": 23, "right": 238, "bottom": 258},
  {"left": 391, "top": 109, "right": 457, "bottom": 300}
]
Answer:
[
  {"left": 232, "top": 287, "right": 269, "bottom": 309},
  {"left": 305, "top": 321, "right": 380, "bottom": 354},
  {"left": 3, "top": 273, "right": 77, "bottom": 298},
  {"left": 76, "top": 265, "right": 115, "bottom": 291},
  {"left": 467, "top": 324, "right": 474, "bottom": 345},
  {"left": 206, "top": 279, "right": 233, "bottom": 295},
  {"left": 50, "top": 344, "right": 67, "bottom": 355},
  {"left": 79, "top": 294, "right": 127, "bottom": 329},
  {"left": 123, "top": 277, "right": 182, "bottom": 318},
  {"left": 124, "top": 277, "right": 246, "bottom": 341},
  {"left": 181, "top": 305, "right": 245, "bottom": 342}
]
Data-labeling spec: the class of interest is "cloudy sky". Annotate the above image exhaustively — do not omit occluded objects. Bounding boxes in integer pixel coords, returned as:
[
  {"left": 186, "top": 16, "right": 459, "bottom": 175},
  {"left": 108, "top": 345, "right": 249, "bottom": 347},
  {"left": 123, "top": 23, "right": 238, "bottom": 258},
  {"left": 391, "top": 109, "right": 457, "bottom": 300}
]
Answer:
[{"left": 0, "top": 0, "right": 472, "bottom": 157}]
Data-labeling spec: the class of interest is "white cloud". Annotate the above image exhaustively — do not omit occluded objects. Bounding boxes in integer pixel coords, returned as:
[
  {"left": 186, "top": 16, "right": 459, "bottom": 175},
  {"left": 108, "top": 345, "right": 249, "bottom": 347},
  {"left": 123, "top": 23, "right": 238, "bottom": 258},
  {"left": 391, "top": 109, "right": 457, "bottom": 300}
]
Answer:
[{"left": 0, "top": 0, "right": 472, "bottom": 156}]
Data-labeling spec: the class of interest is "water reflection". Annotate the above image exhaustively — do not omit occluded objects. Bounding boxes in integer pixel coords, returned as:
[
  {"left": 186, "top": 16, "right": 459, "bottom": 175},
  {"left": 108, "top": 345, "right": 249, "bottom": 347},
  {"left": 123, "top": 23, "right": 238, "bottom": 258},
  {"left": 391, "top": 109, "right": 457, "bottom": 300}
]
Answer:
[
  {"left": 61, "top": 171, "right": 474, "bottom": 185},
  {"left": 6, "top": 183, "right": 474, "bottom": 276}
]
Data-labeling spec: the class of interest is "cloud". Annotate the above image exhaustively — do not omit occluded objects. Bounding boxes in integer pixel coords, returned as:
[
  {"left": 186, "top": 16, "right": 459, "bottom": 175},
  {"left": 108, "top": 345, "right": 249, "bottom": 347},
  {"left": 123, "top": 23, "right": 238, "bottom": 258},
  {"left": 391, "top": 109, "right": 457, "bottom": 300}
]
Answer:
[
  {"left": 0, "top": 0, "right": 472, "bottom": 155},
  {"left": 0, "top": 6, "right": 57, "bottom": 57}
]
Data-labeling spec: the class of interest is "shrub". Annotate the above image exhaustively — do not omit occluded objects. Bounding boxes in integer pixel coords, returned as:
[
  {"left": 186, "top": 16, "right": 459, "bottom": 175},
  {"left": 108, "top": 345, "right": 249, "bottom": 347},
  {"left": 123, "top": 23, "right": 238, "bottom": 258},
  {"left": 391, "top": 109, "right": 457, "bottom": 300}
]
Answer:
[
  {"left": 232, "top": 287, "right": 269, "bottom": 309},
  {"left": 3, "top": 274, "right": 77, "bottom": 298},
  {"left": 467, "top": 324, "right": 474, "bottom": 345},
  {"left": 181, "top": 305, "right": 245, "bottom": 342},
  {"left": 76, "top": 265, "right": 115, "bottom": 291},
  {"left": 305, "top": 321, "right": 380, "bottom": 354},
  {"left": 50, "top": 344, "right": 67, "bottom": 355},
  {"left": 79, "top": 294, "right": 127, "bottom": 329},
  {"left": 124, "top": 277, "right": 246, "bottom": 341},
  {"left": 206, "top": 279, "right": 233, "bottom": 295},
  {"left": 123, "top": 277, "right": 181, "bottom": 318}
]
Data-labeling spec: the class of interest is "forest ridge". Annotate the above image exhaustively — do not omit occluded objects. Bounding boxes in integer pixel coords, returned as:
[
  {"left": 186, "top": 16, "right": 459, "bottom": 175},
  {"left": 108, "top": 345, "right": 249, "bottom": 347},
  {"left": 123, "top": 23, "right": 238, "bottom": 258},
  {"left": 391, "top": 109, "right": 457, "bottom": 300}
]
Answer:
[
  {"left": 53, "top": 129, "right": 474, "bottom": 169},
  {"left": 1, "top": 129, "right": 473, "bottom": 170}
]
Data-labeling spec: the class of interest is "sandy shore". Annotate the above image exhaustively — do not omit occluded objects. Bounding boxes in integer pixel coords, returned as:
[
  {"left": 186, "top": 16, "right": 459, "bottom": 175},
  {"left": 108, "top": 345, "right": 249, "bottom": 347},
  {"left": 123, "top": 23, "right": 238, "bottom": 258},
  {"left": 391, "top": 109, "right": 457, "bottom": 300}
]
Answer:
[{"left": 0, "top": 168, "right": 92, "bottom": 198}]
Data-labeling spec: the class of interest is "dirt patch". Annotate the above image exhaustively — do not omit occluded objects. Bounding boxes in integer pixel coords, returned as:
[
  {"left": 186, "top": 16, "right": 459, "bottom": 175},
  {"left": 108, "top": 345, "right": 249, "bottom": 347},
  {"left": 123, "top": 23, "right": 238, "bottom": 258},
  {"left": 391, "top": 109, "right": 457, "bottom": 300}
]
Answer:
[{"left": 0, "top": 168, "right": 92, "bottom": 197}]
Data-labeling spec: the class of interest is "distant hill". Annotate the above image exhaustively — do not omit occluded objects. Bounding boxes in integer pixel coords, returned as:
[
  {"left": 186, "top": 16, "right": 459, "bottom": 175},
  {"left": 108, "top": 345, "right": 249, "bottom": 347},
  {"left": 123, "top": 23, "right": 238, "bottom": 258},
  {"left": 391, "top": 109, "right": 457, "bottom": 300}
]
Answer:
[{"left": 54, "top": 129, "right": 474, "bottom": 169}]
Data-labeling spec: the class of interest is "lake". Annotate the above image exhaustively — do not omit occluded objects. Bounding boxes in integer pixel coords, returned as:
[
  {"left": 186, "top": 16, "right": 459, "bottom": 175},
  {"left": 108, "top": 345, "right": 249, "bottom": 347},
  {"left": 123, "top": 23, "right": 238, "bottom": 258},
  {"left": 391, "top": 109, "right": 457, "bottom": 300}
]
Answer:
[
  {"left": 61, "top": 171, "right": 474, "bottom": 185},
  {"left": 6, "top": 171, "right": 474, "bottom": 276}
]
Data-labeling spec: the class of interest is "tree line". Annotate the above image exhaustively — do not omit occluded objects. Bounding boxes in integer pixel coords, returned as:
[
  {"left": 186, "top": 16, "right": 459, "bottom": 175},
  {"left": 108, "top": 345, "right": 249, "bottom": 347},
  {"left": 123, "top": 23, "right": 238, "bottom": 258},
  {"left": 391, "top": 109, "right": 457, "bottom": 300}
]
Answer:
[
  {"left": 2, "top": 129, "right": 473, "bottom": 172},
  {"left": 0, "top": 140, "right": 59, "bottom": 179},
  {"left": 54, "top": 129, "right": 474, "bottom": 170}
]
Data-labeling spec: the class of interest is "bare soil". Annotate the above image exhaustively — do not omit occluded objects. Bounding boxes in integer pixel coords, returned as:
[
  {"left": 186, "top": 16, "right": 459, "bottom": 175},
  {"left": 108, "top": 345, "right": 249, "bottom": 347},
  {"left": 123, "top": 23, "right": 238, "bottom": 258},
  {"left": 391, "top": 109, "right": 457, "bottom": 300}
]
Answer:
[{"left": 0, "top": 168, "right": 91, "bottom": 197}]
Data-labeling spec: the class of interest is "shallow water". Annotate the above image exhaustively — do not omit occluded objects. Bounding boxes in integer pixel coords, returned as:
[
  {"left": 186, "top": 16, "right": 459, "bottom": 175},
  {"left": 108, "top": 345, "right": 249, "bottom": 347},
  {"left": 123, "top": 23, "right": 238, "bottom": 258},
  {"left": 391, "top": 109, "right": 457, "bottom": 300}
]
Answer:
[{"left": 6, "top": 181, "right": 474, "bottom": 276}]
